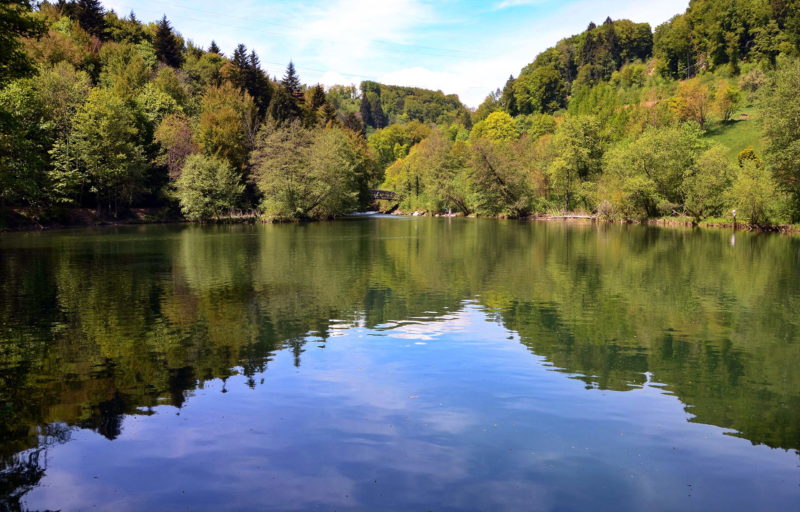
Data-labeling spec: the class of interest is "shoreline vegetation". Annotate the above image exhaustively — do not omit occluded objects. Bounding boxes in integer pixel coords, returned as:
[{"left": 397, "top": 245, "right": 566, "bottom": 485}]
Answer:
[
  {"left": 2, "top": 1, "right": 800, "bottom": 233},
  {"left": 4, "top": 206, "right": 799, "bottom": 235}
]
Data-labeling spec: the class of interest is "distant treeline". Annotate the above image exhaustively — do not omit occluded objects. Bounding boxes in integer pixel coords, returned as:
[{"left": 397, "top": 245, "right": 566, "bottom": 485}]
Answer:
[{"left": 1, "top": 0, "right": 800, "bottom": 226}]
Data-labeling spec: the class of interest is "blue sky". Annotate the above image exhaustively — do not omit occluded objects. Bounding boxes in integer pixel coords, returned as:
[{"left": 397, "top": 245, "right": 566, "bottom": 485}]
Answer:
[{"left": 104, "top": 0, "right": 690, "bottom": 106}]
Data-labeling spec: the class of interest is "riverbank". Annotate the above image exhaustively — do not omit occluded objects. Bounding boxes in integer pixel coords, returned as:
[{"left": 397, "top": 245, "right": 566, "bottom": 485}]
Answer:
[
  {"left": 387, "top": 207, "right": 800, "bottom": 234},
  {"left": 3, "top": 207, "right": 799, "bottom": 235}
]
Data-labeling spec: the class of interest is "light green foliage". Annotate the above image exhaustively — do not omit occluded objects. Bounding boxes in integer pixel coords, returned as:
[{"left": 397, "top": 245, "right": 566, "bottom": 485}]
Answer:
[
  {"left": 252, "top": 123, "right": 370, "bottom": 221},
  {"left": 547, "top": 116, "right": 603, "bottom": 211},
  {"left": 516, "top": 113, "right": 557, "bottom": 139},
  {"left": 611, "top": 62, "right": 648, "bottom": 88},
  {"left": 326, "top": 84, "right": 360, "bottom": 116},
  {"left": 195, "top": 82, "right": 256, "bottom": 171},
  {"left": 152, "top": 67, "right": 193, "bottom": 112},
  {"left": 360, "top": 81, "right": 471, "bottom": 127},
  {"left": 682, "top": 146, "right": 736, "bottom": 222},
  {"left": 760, "top": 59, "right": 800, "bottom": 219},
  {"left": 601, "top": 123, "right": 707, "bottom": 218},
  {"left": 0, "top": 62, "right": 91, "bottom": 206},
  {"left": 470, "top": 111, "right": 520, "bottom": 142},
  {"left": 367, "top": 121, "right": 431, "bottom": 174},
  {"left": 136, "top": 82, "right": 180, "bottom": 127},
  {"left": 176, "top": 154, "right": 244, "bottom": 221},
  {"left": 473, "top": 90, "right": 502, "bottom": 123},
  {"left": 670, "top": 78, "right": 711, "bottom": 128},
  {"left": 50, "top": 88, "right": 148, "bottom": 212},
  {"left": 183, "top": 51, "right": 226, "bottom": 91},
  {"left": 713, "top": 81, "right": 742, "bottom": 122},
  {"left": 382, "top": 129, "right": 473, "bottom": 214},
  {"left": 99, "top": 42, "right": 156, "bottom": 100},
  {"left": 469, "top": 138, "right": 531, "bottom": 217},
  {"left": 727, "top": 160, "right": 785, "bottom": 226}
]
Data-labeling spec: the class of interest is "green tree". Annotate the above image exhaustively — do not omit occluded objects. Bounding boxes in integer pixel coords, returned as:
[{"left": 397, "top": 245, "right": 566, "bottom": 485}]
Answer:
[
  {"left": 547, "top": 116, "right": 603, "bottom": 211},
  {"left": 470, "top": 111, "right": 520, "bottom": 142},
  {"left": 469, "top": 138, "right": 531, "bottom": 217},
  {"left": 252, "top": 123, "right": 369, "bottom": 220},
  {"left": 269, "top": 62, "right": 304, "bottom": 124},
  {"left": 682, "top": 146, "right": 735, "bottom": 222},
  {"left": 175, "top": 154, "right": 244, "bottom": 221},
  {"left": 154, "top": 15, "right": 183, "bottom": 68},
  {"left": 0, "top": 0, "right": 44, "bottom": 86},
  {"left": 760, "top": 60, "right": 800, "bottom": 220},
  {"left": 713, "top": 81, "right": 742, "bottom": 122},
  {"left": 154, "top": 113, "right": 198, "bottom": 179},
  {"left": 368, "top": 121, "right": 431, "bottom": 173},
  {"left": 50, "top": 88, "right": 148, "bottom": 213},
  {"left": 75, "top": 0, "right": 106, "bottom": 40},
  {"left": 671, "top": 78, "right": 711, "bottom": 128},
  {"left": 727, "top": 160, "right": 784, "bottom": 226},
  {"left": 600, "top": 123, "right": 707, "bottom": 218},
  {"left": 195, "top": 82, "right": 255, "bottom": 171}
]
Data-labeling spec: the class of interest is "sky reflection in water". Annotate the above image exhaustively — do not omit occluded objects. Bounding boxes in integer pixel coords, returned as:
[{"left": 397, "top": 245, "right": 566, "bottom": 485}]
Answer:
[{"left": 1, "top": 219, "right": 798, "bottom": 511}]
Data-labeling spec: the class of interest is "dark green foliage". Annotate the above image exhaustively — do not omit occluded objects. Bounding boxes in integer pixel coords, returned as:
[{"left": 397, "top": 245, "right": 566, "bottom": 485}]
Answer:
[
  {"left": 154, "top": 15, "right": 183, "bottom": 68},
  {"left": 760, "top": 59, "right": 800, "bottom": 220},
  {"left": 208, "top": 41, "right": 221, "bottom": 54},
  {"left": 654, "top": 0, "right": 800, "bottom": 78},
  {"left": 226, "top": 45, "right": 272, "bottom": 116},
  {"left": 75, "top": 0, "right": 106, "bottom": 39},
  {"left": 511, "top": 19, "right": 652, "bottom": 114},
  {"left": 360, "top": 81, "right": 470, "bottom": 127},
  {"left": 268, "top": 62, "right": 303, "bottom": 124},
  {"left": 0, "top": 1, "right": 45, "bottom": 86}
]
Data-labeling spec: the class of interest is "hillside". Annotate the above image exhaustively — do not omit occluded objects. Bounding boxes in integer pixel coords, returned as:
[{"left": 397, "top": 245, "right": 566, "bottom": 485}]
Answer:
[{"left": 360, "top": 81, "right": 471, "bottom": 130}]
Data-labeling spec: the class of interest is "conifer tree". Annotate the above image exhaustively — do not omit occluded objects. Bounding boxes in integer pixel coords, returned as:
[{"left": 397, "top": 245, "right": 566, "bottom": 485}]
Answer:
[
  {"left": 359, "top": 95, "right": 374, "bottom": 128},
  {"left": 320, "top": 103, "right": 339, "bottom": 127},
  {"left": 308, "top": 84, "right": 327, "bottom": 111},
  {"left": 229, "top": 44, "right": 249, "bottom": 91},
  {"left": 0, "top": 0, "right": 45, "bottom": 86},
  {"left": 281, "top": 62, "right": 303, "bottom": 101},
  {"left": 246, "top": 51, "right": 272, "bottom": 116},
  {"left": 76, "top": 0, "right": 106, "bottom": 39},
  {"left": 154, "top": 15, "right": 183, "bottom": 68},
  {"left": 268, "top": 62, "right": 303, "bottom": 124},
  {"left": 208, "top": 41, "right": 221, "bottom": 54}
]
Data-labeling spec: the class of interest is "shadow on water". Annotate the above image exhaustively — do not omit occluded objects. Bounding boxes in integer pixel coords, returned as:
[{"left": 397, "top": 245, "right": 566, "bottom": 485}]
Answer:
[{"left": 0, "top": 218, "right": 799, "bottom": 509}]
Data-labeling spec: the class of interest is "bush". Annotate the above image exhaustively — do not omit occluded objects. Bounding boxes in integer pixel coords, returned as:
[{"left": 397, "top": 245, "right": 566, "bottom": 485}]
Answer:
[{"left": 175, "top": 154, "right": 244, "bottom": 221}]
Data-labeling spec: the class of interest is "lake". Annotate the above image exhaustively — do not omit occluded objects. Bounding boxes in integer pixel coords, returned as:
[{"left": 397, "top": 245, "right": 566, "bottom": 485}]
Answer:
[{"left": 1, "top": 217, "right": 798, "bottom": 511}]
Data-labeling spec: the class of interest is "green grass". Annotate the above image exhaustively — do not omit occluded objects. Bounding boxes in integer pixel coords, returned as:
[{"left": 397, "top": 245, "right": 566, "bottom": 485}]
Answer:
[{"left": 705, "top": 106, "right": 764, "bottom": 162}]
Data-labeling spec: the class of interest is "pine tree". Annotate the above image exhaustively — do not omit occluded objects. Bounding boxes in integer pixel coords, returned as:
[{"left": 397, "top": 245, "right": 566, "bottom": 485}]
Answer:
[
  {"left": 500, "top": 75, "right": 518, "bottom": 116},
  {"left": 268, "top": 62, "right": 303, "bottom": 124},
  {"left": 229, "top": 44, "right": 249, "bottom": 91},
  {"left": 154, "top": 15, "right": 183, "bottom": 68},
  {"left": 343, "top": 112, "right": 365, "bottom": 135},
  {"left": 76, "top": 0, "right": 106, "bottom": 39},
  {"left": 370, "top": 96, "right": 386, "bottom": 129},
  {"left": 246, "top": 51, "right": 272, "bottom": 116},
  {"left": 307, "top": 84, "right": 327, "bottom": 111},
  {"left": 281, "top": 62, "right": 303, "bottom": 100},
  {"left": 359, "top": 95, "right": 374, "bottom": 128},
  {"left": 320, "top": 103, "right": 339, "bottom": 127},
  {"left": 208, "top": 41, "right": 221, "bottom": 54}
]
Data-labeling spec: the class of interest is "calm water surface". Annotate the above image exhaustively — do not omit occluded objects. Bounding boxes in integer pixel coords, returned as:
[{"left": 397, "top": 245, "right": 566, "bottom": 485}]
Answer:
[{"left": 1, "top": 218, "right": 799, "bottom": 511}]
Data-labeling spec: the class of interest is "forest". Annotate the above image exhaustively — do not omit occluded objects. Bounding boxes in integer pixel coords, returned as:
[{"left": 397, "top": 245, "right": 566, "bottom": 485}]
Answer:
[{"left": 1, "top": 0, "right": 800, "bottom": 227}]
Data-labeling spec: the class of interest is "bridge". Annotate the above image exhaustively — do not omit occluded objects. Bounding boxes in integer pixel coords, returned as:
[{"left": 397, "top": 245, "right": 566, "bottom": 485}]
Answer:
[{"left": 371, "top": 189, "right": 398, "bottom": 201}]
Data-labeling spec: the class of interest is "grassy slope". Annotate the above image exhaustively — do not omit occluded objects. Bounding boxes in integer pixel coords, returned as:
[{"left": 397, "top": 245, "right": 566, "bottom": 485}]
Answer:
[{"left": 704, "top": 105, "right": 764, "bottom": 162}]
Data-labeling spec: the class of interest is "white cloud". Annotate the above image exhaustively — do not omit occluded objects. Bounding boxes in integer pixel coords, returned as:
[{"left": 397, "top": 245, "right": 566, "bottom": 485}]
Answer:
[{"left": 494, "top": 0, "right": 547, "bottom": 9}]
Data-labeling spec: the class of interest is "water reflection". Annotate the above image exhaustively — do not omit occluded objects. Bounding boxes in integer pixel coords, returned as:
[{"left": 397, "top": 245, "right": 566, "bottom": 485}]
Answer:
[{"left": 0, "top": 219, "right": 799, "bottom": 510}]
